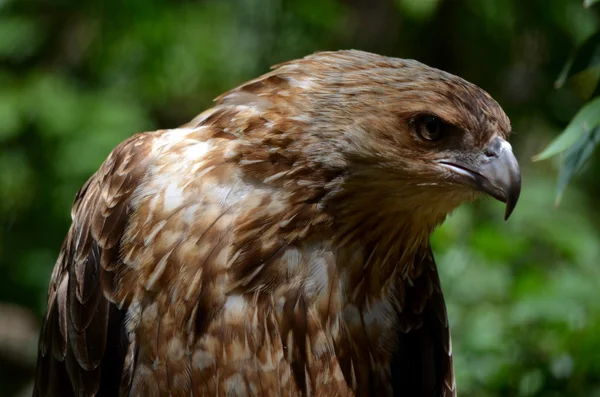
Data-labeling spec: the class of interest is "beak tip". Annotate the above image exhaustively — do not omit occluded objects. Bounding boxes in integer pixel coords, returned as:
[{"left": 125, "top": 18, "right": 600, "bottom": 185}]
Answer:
[
  {"left": 503, "top": 180, "right": 521, "bottom": 221},
  {"left": 504, "top": 205, "right": 514, "bottom": 221}
]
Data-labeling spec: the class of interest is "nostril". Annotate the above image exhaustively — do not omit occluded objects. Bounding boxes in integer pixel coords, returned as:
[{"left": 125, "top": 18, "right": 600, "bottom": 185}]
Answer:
[
  {"left": 484, "top": 148, "right": 497, "bottom": 158},
  {"left": 485, "top": 137, "right": 504, "bottom": 158}
]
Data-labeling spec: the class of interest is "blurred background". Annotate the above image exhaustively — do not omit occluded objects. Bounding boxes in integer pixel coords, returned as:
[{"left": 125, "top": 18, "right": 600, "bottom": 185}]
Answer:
[{"left": 1, "top": 0, "right": 599, "bottom": 396}]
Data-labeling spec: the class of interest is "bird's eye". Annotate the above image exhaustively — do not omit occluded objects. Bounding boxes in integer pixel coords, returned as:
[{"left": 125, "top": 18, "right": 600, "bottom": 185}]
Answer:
[{"left": 415, "top": 115, "right": 443, "bottom": 141}]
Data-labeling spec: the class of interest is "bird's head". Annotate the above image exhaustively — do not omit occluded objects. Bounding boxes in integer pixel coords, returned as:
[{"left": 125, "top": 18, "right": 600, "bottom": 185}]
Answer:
[
  {"left": 220, "top": 50, "right": 521, "bottom": 250},
  {"left": 261, "top": 51, "right": 521, "bottom": 232}
]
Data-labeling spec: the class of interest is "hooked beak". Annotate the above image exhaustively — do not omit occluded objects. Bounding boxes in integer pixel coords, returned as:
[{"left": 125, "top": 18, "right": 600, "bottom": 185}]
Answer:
[{"left": 438, "top": 137, "right": 521, "bottom": 220}]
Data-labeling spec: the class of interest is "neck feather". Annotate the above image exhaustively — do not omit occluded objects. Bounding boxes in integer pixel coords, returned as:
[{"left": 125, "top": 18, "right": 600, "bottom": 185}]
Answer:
[{"left": 321, "top": 173, "right": 462, "bottom": 294}]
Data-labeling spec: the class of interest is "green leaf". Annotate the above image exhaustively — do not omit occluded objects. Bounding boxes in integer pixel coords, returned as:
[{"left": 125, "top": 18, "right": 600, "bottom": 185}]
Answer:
[
  {"left": 555, "top": 31, "right": 600, "bottom": 88},
  {"left": 584, "top": 0, "right": 600, "bottom": 8},
  {"left": 533, "top": 96, "right": 600, "bottom": 161},
  {"left": 555, "top": 125, "right": 600, "bottom": 205}
]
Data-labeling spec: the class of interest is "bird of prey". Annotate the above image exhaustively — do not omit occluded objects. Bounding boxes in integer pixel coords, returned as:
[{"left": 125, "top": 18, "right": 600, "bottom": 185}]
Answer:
[{"left": 34, "top": 50, "right": 521, "bottom": 397}]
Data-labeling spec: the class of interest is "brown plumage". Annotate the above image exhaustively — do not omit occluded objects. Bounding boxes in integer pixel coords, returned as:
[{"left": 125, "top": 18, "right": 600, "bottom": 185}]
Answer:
[{"left": 34, "top": 50, "right": 521, "bottom": 397}]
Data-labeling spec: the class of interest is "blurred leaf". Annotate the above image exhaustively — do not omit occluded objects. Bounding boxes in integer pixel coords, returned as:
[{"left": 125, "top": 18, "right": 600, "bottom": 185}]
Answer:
[
  {"left": 555, "top": 125, "right": 600, "bottom": 204},
  {"left": 0, "top": 150, "right": 34, "bottom": 213},
  {"left": 0, "top": 17, "right": 41, "bottom": 60},
  {"left": 470, "top": 224, "right": 529, "bottom": 262},
  {"left": 555, "top": 31, "right": 600, "bottom": 88},
  {"left": 54, "top": 94, "right": 150, "bottom": 177},
  {"left": 550, "top": 354, "right": 574, "bottom": 379},
  {"left": 294, "top": 0, "right": 346, "bottom": 28},
  {"left": 584, "top": 0, "right": 600, "bottom": 8},
  {"left": 465, "top": 1, "right": 516, "bottom": 32},
  {"left": 533, "top": 96, "right": 600, "bottom": 161},
  {"left": 518, "top": 369, "right": 544, "bottom": 396},
  {"left": 592, "top": 79, "right": 600, "bottom": 98},
  {"left": 395, "top": 0, "right": 441, "bottom": 21},
  {"left": 0, "top": 90, "right": 22, "bottom": 140},
  {"left": 27, "top": 74, "right": 83, "bottom": 137}
]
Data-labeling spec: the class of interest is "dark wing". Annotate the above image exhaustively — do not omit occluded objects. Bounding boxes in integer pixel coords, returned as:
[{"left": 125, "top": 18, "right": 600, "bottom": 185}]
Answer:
[
  {"left": 34, "top": 133, "right": 156, "bottom": 397},
  {"left": 390, "top": 247, "right": 456, "bottom": 397}
]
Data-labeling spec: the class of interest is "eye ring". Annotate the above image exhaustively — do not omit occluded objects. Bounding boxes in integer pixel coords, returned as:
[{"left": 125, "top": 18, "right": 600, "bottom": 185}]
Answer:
[{"left": 415, "top": 115, "right": 443, "bottom": 141}]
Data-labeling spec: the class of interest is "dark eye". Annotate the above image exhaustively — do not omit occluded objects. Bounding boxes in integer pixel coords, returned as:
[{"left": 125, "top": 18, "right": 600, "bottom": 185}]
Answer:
[{"left": 415, "top": 115, "right": 443, "bottom": 141}]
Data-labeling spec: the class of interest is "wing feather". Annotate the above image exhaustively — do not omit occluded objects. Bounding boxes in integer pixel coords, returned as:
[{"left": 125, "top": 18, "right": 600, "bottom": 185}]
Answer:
[
  {"left": 34, "top": 132, "right": 156, "bottom": 397},
  {"left": 390, "top": 247, "right": 456, "bottom": 397}
]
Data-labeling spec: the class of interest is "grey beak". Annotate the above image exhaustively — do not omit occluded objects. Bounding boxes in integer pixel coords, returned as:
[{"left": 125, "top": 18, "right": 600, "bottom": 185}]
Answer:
[
  {"left": 476, "top": 139, "right": 521, "bottom": 220},
  {"left": 439, "top": 137, "right": 521, "bottom": 220}
]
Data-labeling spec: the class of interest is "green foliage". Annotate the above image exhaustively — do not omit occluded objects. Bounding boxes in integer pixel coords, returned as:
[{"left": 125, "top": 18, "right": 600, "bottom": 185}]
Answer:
[
  {"left": 536, "top": 3, "right": 600, "bottom": 202},
  {"left": 434, "top": 174, "right": 600, "bottom": 396},
  {"left": 533, "top": 97, "right": 600, "bottom": 161},
  {"left": 1, "top": 0, "right": 600, "bottom": 396},
  {"left": 585, "top": 0, "right": 600, "bottom": 8},
  {"left": 556, "top": 126, "right": 600, "bottom": 204},
  {"left": 554, "top": 32, "right": 600, "bottom": 89}
]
